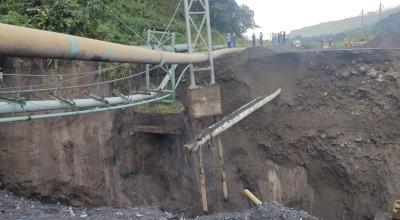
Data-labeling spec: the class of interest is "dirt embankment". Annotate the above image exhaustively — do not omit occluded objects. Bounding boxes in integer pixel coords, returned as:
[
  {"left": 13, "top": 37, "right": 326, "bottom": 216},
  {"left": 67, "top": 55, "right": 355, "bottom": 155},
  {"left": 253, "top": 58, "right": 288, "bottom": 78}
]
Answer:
[
  {"left": 1, "top": 48, "right": 400, "bottom": 220},
  {"left": 363, "top": 30, "right": 400, "bottom": 48}
]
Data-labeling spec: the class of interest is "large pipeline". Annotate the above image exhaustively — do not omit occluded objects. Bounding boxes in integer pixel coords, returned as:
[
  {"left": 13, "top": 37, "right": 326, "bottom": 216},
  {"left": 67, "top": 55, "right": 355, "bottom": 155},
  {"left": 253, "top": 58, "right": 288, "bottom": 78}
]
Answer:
[
  {"left": 0, "top": 23, "right": 243, "bottom": 64},
  {"left": 0, "top": 93, "right": 171, "bottom": 123}
]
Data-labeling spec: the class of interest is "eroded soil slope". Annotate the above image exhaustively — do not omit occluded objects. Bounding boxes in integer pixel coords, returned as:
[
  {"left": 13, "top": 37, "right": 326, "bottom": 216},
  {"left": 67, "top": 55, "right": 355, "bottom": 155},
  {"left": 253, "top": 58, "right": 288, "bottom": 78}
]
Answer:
[{"left": 1, "top": 48, "right": 400, "bottom": 220}]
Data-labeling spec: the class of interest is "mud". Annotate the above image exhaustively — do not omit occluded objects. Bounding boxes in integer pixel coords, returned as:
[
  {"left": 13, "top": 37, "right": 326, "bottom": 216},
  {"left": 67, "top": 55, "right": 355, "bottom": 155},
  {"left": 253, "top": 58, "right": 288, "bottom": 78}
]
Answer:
[{"left": 1, "top": 47, "right": 400, "bottom": 219}]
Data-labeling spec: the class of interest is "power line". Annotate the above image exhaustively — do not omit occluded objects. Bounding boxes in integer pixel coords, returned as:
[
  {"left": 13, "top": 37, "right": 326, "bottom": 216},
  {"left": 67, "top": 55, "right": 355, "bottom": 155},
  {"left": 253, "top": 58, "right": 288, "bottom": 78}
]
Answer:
[
  {"left": 101, "top": 2, "right": 147, "bottom": 43},
  {"left": 0, "top": 65, "right": 161, "bottom": 94},
  {"left": 0, "top": 64, "right": 127, "bottom": 91},
  {"left": 157, "top": 0, "right": 183, "bottom": 45},
  {"left": 1, "top": 64, "right": 126, "bottom": 78}
]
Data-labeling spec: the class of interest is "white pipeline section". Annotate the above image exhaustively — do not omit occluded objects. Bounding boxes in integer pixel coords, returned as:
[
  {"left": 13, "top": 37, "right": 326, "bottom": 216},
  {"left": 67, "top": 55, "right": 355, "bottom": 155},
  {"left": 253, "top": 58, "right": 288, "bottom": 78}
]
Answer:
[
  {"left": 0, "top": 93, "right": 155, "bottom": 114},
  {"left": 184, "top": 89, "right": 282, "bottom": 152}
]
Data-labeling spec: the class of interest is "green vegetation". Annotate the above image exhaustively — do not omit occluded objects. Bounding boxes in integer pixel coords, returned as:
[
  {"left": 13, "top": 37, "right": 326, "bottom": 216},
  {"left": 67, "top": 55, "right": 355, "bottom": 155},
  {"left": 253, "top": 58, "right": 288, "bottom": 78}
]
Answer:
[
  {"left": 134, "top": 101, "right": 184, "bottom": 114},
  {"left": 374, "top": 11, "right": 400, "bottom": 32},
  {"left": 293, "top": 9, "right": 400, "bottom": 49},
  {"left": 0, "top": 0, "right": 255, "bottom": 45}
]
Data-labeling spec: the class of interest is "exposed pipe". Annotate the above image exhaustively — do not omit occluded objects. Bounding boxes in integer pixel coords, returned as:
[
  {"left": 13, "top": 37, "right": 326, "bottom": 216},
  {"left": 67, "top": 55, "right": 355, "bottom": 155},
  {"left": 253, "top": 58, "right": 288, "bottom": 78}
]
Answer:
[
  {"left": 0, "top": 23, "right": 243, "bottom": 64},
  {"left": 0, "top": 93, "right": 171, "bottom": 123},
  {"left": 183, "top": 89, "right": 282, "bottom": 152},
  {"left": 0, "top": 93, "right": 156, "bottom": 114},
  {"left": 244, "top": 189, "right": 262, "bottom": 205}
]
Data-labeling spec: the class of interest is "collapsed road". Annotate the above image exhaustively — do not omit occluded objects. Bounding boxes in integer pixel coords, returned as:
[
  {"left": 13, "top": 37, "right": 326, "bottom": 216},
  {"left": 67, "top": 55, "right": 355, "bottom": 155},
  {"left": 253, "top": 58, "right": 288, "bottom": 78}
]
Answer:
[{"left": 1, "top": 46, "right": 400, "bottom": 219}]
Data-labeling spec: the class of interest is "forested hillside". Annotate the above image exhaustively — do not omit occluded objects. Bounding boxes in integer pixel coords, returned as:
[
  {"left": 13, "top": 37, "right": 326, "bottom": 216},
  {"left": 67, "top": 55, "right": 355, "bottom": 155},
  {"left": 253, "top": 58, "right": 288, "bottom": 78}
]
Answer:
[
  {"left": 0, "top": 0, "right": 255, "bottom": 45},
  {"left": 374, "top": 10, "right": 400, "bottom": 32},
  {"left": 290, "top": 6, "right": 400, "bottom": 37}
]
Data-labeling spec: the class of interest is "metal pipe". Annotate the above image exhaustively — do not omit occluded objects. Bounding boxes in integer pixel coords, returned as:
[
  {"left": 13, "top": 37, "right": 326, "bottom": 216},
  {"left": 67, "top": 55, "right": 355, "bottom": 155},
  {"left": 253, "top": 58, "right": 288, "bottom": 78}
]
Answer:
[
  {"left": 183, "top": 0, "right": 196, "bottom": 87},
  {"left": 0, "top": 94, "right": 171, "bottom": 123},
  {"left": 204, "top": 0, "right": 215, "bottom": 84},
  {"left": 0, "top": 93, "right": 155, "bottom": 114},
  {"left": 0, "top": 23, "right": 243, "bottom": 65},
  {"left": 216, "top": 134, "right": 228, "bottom": 200},
  {"left": 244, "top": 189, "right": 262, "bottom": 205},
  {"left": 198, "top": 148, "right": 208, "bottom": 213},
  {"left": 184, "top": 89, "right": 282, "bottom": 152}
]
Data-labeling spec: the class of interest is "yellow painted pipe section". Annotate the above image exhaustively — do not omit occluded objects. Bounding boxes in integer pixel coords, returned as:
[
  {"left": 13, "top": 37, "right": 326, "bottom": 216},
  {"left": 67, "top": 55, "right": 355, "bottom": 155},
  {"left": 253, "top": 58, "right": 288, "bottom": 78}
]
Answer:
[
  {"left": 244, "top": 189, "right": 262, "bottom": 205},
  {"left": 0, "top": 23, "right": 243, "bottom": 64}
]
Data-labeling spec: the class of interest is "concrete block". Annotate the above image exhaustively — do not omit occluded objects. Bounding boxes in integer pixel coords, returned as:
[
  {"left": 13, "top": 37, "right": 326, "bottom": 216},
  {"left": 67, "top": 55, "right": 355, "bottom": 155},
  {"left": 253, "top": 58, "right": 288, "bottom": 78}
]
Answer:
[
  {"left": 134, "top": 112, "right": 184, "bottom": 134},
  {"left": 186, "top": 84, "right": 222, "bottom": 118}
]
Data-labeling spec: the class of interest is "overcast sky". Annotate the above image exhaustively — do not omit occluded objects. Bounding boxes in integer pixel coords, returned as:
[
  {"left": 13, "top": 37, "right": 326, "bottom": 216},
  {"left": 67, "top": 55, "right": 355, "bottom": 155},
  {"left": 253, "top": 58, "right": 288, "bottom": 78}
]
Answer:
[{"left": 235, "top": 0, "right": 400, "bottom": 37}]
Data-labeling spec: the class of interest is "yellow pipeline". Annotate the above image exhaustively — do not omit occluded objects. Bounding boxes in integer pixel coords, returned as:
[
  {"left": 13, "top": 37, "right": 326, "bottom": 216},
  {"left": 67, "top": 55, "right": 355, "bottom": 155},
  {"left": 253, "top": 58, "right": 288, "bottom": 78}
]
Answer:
[
  {"left": 244, "top": 189, "right": 262, "bottom": 205},
  {"left": 0, "top": 23, "right": 243, "bottom": 64}
]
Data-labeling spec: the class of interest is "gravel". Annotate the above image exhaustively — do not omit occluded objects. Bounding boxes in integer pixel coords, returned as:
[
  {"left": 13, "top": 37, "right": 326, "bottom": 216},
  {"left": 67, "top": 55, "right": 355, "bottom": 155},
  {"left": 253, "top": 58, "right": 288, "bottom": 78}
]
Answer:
[{"left": 0, "top": 189, "right": 317, "bottom": 220}]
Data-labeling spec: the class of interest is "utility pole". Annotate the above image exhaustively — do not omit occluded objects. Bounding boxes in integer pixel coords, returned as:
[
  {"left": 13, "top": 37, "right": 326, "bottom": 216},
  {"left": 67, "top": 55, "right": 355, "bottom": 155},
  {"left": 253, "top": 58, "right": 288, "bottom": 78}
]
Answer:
[
  {"left": 379, "top": 2, "right": 384, "bottom": 33},
  {"left": 361, "top": 9, "right": 364, "bottom": 40}
]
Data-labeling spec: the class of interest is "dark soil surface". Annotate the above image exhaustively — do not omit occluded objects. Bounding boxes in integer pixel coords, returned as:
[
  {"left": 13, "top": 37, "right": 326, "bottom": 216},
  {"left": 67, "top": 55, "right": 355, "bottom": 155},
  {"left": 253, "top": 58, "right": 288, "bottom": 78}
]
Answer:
[
  {"left": 363, "top": 30, "right": 400, "bottom": 48},
  {"left": 2, "top": 47, "right": 400, "bottom": 220},
  {"left": 0, "top": 189, "right": 316, "bottom": 220}
]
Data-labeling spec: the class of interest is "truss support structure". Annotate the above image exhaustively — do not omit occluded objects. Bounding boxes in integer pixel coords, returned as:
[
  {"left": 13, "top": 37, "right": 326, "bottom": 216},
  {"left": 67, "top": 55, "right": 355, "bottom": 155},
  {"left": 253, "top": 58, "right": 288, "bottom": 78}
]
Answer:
[
  {"left": 184, "top": 0, "right": 215, "bottom": 88},
  {"left": 145, "top": 29, "right": 176, "bottom": 91},
  {"left": 144, "top": 29, "right": 177, "bottom": 105}
]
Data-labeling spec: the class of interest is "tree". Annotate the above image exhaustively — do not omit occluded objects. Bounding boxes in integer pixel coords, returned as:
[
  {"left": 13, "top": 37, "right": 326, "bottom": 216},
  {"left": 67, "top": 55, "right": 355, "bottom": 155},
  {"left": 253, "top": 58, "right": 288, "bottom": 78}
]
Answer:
[{"left": 209, "top": 0, "right": 255, "bottom": 36}]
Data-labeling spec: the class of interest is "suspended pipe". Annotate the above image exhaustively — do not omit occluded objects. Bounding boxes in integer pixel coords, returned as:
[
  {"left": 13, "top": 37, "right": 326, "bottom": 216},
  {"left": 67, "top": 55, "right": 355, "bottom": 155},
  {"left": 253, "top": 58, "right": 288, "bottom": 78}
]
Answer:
[
  {"left": 0, "top": 93, "right": 157, "bottom": 114},
  {"left": 0, "top": 23, "right": 243, "bottom": 64},
  {"left": 0, "top": 93, "right": 171, "bottom": 123},
  {"left": 183, "top": 89, "right": 282, "bottom": 152}
]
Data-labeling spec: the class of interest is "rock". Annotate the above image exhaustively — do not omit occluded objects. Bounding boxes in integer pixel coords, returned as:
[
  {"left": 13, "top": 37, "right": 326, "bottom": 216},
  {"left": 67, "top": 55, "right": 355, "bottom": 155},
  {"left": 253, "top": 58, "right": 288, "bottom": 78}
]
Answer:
[
  {"left": 367, "top": 68, "right": 378, "bottom": 78},
  {"left": 80, "top": 211, "right": 88, "bottom": 218},
  {"left": 359, "top": 65, "right": 368, "bottom": 73},
  {"left": 351, "top": 70, "right": 360, "bottom": 75},
  {"left": 165, "top": 212, "right": 175, "bottom": 219},
  {"left": 377, "top": 74, "right": 384, "bottom": 82},
  {"left": 340, "top": 71, "right": 351, "bottom": 78},
  {"left": 17, "top": 216, "right": 37, "bottom": 220},
  {"left": 69, "top": 207, "right": 76, "bottom": 217}
]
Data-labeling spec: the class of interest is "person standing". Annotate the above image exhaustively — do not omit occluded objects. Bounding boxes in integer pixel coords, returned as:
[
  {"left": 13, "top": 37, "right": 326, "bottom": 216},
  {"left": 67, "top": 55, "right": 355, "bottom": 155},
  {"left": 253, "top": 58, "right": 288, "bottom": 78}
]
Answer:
[
  {"left": 278, "top": 32, "right": 282, "bottom": 44},
  {"left": 259, "top": 32, "right": 263, "bottom": 46},
  {"left": 227, "top": 33, "right": 232, "bottom": 48},
  {"left": 232, "top": 33, "right": 236, "bottom": 47},
  {"left": 252, "top": 33, "right": 256, "bottom": 47},
  {"left": 273, "top": 33, "right": 277, "bottom": 45},
  {"left": 282, "top": 31, "right": 286, "bottom": 45}
]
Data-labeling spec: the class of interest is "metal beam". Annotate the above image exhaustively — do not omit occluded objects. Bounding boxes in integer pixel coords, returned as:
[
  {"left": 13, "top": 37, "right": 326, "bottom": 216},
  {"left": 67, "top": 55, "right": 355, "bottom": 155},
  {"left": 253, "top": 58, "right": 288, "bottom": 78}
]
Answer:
[
  {"left": 183, "top": 0, "right": 215, "bottom": 87},
  {"left": 183, "top": 89, "right": 282, "bottom": 152}
]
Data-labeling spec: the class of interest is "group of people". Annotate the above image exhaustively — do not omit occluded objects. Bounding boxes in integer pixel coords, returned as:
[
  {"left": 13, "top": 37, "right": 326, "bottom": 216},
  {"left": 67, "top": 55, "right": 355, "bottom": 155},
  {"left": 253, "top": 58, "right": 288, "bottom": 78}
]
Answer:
[
  {"left": 271, "top": 31, "right": 286, "bottom": 45},
  {"left": 227, "top": 31, "right": 287, "bottom": 48},
  {"left": 226, "top": 33, "right": 236, "bottom": 48},
  {"left": 251, "top": 32, "right": 263, "bottom": 47}
]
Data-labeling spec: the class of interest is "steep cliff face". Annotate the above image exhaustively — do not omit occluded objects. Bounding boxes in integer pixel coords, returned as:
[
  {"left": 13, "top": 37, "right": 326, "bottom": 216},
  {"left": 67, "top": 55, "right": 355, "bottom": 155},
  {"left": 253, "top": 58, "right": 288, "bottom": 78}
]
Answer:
[{"left": 1, "top": 48, "right": 400, "bottom": 220}]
